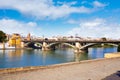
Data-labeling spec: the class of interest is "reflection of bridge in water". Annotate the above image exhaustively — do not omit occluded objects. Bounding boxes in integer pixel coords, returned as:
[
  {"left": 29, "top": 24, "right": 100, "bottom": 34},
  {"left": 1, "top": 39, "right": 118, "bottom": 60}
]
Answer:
[{"left": 22, "top": 40, "right": 119, "bottom": 53}]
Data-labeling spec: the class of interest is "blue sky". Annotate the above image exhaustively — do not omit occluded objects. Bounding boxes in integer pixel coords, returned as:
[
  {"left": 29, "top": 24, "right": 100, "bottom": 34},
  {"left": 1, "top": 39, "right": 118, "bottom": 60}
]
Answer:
[{"left": 0, "top": 0, "right": 120, "bottom": 39}]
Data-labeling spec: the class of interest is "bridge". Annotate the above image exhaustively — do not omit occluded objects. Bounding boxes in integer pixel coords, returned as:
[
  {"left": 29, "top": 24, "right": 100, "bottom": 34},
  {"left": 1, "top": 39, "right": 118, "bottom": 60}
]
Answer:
[{"left": 22, "top": 40, "right": 120, "bottom": 53}]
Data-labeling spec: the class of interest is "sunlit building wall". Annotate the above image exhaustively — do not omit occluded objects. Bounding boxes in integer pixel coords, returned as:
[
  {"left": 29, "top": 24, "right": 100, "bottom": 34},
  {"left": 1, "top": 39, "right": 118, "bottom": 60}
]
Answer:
[{"left": 9, "top": 33, "right": 21, "bottom": 48}]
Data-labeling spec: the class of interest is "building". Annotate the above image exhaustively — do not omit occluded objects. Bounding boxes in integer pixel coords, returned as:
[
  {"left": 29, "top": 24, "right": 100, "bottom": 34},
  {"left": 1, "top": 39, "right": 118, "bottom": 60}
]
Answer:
[{"left": 8, "top": 33, "right": 21, "bottom": 48}]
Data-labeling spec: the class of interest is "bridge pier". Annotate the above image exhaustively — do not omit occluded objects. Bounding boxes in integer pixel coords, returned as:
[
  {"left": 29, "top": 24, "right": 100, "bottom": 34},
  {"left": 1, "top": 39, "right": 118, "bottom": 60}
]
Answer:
[
  {"left": 42, "top": 42, "right": 50, "bottom": 51},
  {"left": 74, "top": 49, "right": 83, "bottom": 53},
  {"left": 74, "top": 42, "right": 82, "bottom": 53}
]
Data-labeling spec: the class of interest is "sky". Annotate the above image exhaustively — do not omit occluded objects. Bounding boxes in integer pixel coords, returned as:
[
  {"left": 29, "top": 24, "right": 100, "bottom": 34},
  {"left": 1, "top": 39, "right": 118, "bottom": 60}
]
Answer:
[{"left": 0, "top": 0, "right": 120, "bottom": 39}]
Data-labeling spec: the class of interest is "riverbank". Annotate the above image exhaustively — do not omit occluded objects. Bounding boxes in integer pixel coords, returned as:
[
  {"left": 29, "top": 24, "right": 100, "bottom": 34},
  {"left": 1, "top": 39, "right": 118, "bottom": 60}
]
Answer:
[{"left": 0, "top": 57, "right": 120, "bottom": 80}]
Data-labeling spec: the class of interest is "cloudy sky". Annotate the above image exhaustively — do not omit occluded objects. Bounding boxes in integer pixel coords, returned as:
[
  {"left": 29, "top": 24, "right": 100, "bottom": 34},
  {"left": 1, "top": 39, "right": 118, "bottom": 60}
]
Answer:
[{"left": 0, "top": 0, "right": 120, "bottom": 39}]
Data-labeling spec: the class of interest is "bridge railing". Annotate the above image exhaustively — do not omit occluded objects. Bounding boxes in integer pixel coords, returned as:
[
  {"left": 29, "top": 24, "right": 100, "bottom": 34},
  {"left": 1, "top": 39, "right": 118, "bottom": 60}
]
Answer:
[{"left": 22, "top": 39, "right": 120, "bottom": 43}]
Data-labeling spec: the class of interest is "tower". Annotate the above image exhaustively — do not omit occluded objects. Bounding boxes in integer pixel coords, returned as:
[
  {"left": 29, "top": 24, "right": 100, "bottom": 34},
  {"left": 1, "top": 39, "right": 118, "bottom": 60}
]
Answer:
[{"left": 27, "top": 33, "right": 31, "bottom": 41}]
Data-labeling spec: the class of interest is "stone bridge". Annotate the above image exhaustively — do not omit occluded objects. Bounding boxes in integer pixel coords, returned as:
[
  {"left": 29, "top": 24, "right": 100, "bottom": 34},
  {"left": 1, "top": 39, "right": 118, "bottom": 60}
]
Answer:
[{"left": 22, "top": 40, "right": 120, "bottom": 53}]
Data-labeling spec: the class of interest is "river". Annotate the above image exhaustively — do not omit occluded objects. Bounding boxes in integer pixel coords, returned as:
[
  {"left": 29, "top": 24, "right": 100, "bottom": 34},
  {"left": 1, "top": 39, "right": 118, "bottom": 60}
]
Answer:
[{"left": 0, "top": 47, "right": 117, "bottom": 68}]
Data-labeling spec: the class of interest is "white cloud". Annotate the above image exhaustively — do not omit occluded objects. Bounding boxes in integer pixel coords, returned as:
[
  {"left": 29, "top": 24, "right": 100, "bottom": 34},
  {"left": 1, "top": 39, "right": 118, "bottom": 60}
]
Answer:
[
  {"left": 67, "top": 18, "right": 120, "bottom": 39},
  {"left": 0, "top": 19, "right": 40, "bottom": 36},
  {"left": 67, "top": 18, "right": 105, "bottom": 25},
  {"left": 93, "top": 1, "right": 107, "bottom": 8},
  {"left": 0, "top": 0, "right": 106, "bottom": 19},
  {"left": 57, "top": 1, "right": 77, "bottom": 6},
  {"left": 80, "top": 18, "right": 105, "bottom": 27}
]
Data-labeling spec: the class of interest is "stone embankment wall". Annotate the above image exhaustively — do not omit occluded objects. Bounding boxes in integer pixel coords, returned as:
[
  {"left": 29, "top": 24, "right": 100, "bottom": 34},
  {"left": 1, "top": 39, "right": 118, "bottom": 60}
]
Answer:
[
  {"left": 105, "top": 52, "right": 120, "bottom": 58},
  {"left": 0, "top": 62, "right": 79, "bottom": 74}
]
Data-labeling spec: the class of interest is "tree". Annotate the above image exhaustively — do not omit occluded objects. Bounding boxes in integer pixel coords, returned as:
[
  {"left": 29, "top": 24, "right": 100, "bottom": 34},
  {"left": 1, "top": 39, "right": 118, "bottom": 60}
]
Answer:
[{"left": 0, "top": 31, "right": 7, "bottom": 42}]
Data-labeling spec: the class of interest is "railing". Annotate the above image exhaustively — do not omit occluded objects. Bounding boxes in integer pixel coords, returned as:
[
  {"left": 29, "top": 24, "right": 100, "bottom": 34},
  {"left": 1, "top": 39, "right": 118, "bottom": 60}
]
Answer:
[{"left": 22, "top": 39, "right": 120, "bottom": 43}]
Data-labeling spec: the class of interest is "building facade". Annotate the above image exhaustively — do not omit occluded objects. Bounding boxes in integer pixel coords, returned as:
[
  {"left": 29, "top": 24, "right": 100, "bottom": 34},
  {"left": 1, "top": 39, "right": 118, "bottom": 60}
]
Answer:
[{"left": 9, "top": 33, "right": 21, "bottom": 48}]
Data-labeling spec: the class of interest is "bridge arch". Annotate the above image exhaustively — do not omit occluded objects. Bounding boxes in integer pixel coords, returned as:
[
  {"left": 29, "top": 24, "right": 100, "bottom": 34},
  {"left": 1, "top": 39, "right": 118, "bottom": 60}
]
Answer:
[
  {"left": 24, "top": 42, "right": 43, "bottom": 49},
  {"left": 47, "top": 42, "right": 76, "bottom": 49},
  {"left": 80, "top": 43, "right": 118, "bottom": 50},
  {"left": 34, "top": 42, "right": 43, "bottom": 47}
]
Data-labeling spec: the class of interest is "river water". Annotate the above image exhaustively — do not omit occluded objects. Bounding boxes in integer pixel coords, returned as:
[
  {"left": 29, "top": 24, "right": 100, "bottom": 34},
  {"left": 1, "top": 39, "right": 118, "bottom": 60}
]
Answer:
[{"left": 0, "top": 47, "right": 117, "bottom": 68}]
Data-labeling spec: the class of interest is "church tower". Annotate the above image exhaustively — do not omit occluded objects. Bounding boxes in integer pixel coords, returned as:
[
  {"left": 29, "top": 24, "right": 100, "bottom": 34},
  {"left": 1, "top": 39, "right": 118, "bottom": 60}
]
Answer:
[{"left": 27, "top": 33, "right": 31, "bottom": 41}]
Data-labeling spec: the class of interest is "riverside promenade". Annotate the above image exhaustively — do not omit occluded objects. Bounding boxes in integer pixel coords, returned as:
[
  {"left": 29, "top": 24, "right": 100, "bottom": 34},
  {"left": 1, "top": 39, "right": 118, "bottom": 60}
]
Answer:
[{"left": 0, "top": 57, "right": 120, "bottom": 80}]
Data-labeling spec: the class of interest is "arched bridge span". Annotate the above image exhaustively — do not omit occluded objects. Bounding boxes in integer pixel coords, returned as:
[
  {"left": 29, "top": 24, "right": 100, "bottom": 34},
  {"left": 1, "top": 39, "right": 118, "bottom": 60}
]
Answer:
[
  {"left": 80, "top": 43, "right": 118, "bottom": 50},
  {"left": 23, "top": 40, "right": 119, "bottom": 52},
  {"left": 47, "top": 42, "right": 76, "bottom": 49}
]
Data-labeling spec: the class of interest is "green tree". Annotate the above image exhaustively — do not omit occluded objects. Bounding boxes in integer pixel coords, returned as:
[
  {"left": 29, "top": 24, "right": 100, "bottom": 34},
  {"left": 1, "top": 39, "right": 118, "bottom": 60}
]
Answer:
[{"left": 0, "top": 30, "right": 7, "bottom": 42}]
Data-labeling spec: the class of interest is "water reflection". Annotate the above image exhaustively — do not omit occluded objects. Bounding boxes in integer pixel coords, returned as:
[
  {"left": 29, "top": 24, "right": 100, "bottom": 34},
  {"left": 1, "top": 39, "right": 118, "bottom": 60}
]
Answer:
[
  {"left": 0, "top": 47, "right": 118, "bottom": 68},
  {"left": 88, "top": 47, "right": 117, "bottom": 59},
  {"left": 74, "top": 53, "right": 88, "bottom": 62}
]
